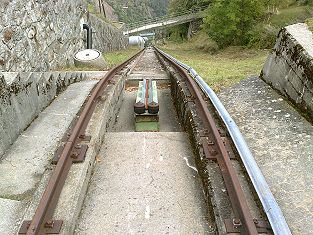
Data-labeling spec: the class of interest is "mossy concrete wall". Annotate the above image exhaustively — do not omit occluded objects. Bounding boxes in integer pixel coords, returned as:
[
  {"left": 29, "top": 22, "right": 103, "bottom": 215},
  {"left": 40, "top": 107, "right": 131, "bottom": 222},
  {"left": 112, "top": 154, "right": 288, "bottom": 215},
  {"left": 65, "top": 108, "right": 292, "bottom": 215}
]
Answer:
[
  {"left": 0, "top": 72, "right": 86, "bottom": 157},
  {"left": 261, "top": 23, "right": 313, "bottom": 119}
]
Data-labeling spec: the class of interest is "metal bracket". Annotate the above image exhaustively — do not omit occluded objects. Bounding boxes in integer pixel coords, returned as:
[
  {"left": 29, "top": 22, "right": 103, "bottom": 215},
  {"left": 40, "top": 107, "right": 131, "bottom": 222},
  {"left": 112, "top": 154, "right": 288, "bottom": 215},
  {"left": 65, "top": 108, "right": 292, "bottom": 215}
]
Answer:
[
  {"left": 79, "top": 134, "right": 92, "bottom": 142},
  {"left": 202, "top": 139, "right": 236, "bottom": 160},
  {"left": 221, "top": 137, "right": 236, "bottom": 160},
  {"left": 199, "top": 129, "right": 210, "bottom": 137},
  {"left": 19, "top": 220, "right": 63, "bottom": 234},
  {"left": 224, "top": 218, "right": 271, "bottom": 234},
  {"left": 62, "top": 133, "right": 70, "bottom": 142},
  {"left": 185, "top": 94, "right": 195, "bottom": 103},
  {"left": 217, "top": 128, "right": 226, "bottom": 137},
  {"left": 202, "top": 140, "right": 218, "bottom": 159},
  {"left": 62, "top": 132, "right": 91, "bottom": 142},
  {"left": 52, "top": 146, "right": 64, "bottom": 164},
  {"left": 52, "top": 144, "right": 88, "bottom": 164},
  {"left": 108, "top": 80, "right": 116, "bottom": 85},
  {"left": 71, "top": 144, "right": 89, "bottom": 163}
]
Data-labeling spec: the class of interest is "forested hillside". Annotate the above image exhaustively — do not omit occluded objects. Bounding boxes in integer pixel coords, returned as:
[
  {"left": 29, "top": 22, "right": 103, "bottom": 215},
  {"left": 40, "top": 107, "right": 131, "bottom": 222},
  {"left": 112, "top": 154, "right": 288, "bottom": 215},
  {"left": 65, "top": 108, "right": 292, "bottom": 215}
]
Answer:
[
  {"left": 106, "top": 0, "right": 169, "bottom": 23},
  {"left": 168, "top": 0, "right": 313, "bottom": 49},
  {"left": 168, "top": 0, "right": 211, "bottom": 13}
]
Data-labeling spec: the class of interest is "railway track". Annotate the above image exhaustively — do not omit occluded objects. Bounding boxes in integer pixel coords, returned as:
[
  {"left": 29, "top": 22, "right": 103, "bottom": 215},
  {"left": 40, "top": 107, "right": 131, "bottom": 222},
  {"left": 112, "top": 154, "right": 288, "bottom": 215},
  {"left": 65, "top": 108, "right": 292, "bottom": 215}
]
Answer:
[{"left": 18, "top": 47, "right": 290, "bottom": 235}]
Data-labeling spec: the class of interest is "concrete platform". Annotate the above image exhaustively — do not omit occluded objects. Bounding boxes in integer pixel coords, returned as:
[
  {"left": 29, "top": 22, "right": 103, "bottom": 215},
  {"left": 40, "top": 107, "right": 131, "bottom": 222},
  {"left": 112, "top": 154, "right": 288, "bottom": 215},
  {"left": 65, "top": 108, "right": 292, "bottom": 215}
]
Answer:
[
  {"left": 0, "top": 198, "right": 25, "bottom": 235},
  {"left": 75, "top": 132, "right": 211, "bottom": 234},
  {"left": 0, "top": 80, "right": 97, "bottom": 234},
  {"left": 127, "top": 72, "right": 169, "bottom": 86},
  {"left": 218, "top": 77, "right": 313, "bottom": 235}
]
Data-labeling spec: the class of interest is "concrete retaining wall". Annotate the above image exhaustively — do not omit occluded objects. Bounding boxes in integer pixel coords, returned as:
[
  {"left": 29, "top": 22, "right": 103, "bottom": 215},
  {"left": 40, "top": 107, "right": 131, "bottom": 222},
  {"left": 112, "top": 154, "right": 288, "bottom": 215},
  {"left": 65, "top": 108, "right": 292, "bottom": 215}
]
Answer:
[
  {"left": 88, "top": 14, "right": 128, "bottom": 53},
  {"left": 261, "top": 23, "right": 313, "bottom": 119},
  {"left": 0, "top": 71, "right": 86, "bottom": 157}
]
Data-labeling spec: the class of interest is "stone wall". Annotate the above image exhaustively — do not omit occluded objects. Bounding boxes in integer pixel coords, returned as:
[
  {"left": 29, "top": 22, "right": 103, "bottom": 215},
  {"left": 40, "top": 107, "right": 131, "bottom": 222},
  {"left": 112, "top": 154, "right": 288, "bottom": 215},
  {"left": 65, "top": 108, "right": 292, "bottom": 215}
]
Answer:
[
  {"left": 0, "top": 0, "right": 128, "bottom": 72},
  {"left": 0, "top": 0, "right": 86, "bottom": 72},
  {"left": 261, "top": 23, "right": 313, "bottom": 119},
  {"left": 88, "top": 14, "right": 127, "bottom": 53}
]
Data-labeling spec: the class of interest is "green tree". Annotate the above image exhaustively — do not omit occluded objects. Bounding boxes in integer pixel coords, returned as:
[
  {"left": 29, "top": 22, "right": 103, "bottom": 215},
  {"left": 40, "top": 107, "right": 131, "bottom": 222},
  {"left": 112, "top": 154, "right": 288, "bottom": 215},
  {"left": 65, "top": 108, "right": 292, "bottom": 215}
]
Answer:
[
  {"left": 167, "top": 0, "right": 210, "bottom": 41},
  {"left": 168, "top": 0, "right": 211, "bottom": 14},
  {"left": 203, "top": 0, "right": 264, "bottom": 47}
]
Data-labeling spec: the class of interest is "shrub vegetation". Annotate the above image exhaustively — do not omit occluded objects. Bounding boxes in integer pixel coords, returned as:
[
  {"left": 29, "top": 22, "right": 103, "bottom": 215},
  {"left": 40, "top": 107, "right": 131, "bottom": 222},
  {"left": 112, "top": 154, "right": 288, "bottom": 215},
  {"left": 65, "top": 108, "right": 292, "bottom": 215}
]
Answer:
[{"left": 167, "top": 0, "right": 313, "bottom": 49}]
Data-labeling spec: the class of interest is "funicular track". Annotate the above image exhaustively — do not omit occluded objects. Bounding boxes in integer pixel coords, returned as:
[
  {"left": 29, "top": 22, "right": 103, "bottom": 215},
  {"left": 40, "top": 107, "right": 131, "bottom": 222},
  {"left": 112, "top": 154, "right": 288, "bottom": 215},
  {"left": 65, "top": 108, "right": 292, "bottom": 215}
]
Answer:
[
  {"left": 18, "top": 47, "right": 290, "bottom": 235},
  {"left": 155, "top": 48, "right": 261, "bottom": 234},
  {"left": 18, "top": 50, "right": 144, "bottom": 235}
]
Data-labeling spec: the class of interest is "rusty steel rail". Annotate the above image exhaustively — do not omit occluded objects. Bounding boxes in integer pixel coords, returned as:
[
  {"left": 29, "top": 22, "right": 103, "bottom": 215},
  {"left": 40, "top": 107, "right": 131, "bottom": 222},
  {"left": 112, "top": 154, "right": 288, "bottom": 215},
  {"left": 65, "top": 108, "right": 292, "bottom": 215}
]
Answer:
[
  {"left": 19, "top": 49, "right": 144, "bottom": 235},
  {"left": 155, "top": 47, "right": 263, "bottom": 234}
]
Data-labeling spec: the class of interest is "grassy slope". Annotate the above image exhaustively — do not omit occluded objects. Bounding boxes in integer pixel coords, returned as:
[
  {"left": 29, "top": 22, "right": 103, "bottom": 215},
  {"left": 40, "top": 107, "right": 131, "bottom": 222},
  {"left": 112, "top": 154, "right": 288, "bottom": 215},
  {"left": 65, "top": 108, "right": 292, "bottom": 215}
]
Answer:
[
  {"left": 104, "top": 47, "right": 141, "bottom": 67},
  {"left": 269, "top": 5, "right": 313, "bottom": 27},
  {"left": 103, "top": 43, "right": 268, "bottom": 92},
  {"left": 161, "top": 42, "right": 269, "bottom": 92},
  {"left": 158, "top": 6, "right": 312, "bottom": 92},
  {"left": 104, "top": 6, "right": 311, "bottom": 91}
]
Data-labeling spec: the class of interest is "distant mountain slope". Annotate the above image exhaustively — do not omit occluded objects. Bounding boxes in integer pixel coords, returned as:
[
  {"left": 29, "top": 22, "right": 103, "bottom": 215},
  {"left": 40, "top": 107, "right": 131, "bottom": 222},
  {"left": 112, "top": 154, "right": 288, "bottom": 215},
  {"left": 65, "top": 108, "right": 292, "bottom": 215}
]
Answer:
[{"left": 106, "top": 0, "right": 169, "bottom": 24}]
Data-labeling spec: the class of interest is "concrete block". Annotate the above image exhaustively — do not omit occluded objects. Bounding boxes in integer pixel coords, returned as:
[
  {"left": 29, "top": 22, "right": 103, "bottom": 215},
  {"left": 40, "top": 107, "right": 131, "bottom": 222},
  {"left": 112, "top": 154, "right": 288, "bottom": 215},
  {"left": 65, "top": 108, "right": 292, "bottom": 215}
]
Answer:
[
  {"left": 262, "top": 53, "right": 288, "bottom": 93},
  {"left": 285, "top": 81, "right": 301, "bottom": 103},
  {"left": 82, "top": 71, "right": 108, "bottom": 80},
  {"left": 2, "top": 72, "right": 19, "bottom": 86},
  {"left": 303, "top": 88, "right": 313, "bottom": 112},
  {"left": 0, "top": 199, "right": 26, "bottom": 235},
  {"left": 288, "top": 73, "right": 305, "bottom": 95},
  {"left": 286, "top": 23, "right": 313, "bottom": 57},
  {"left": 261, "top": 23, "right": 313, "bottom": 118},
  {"left": 305, "top": 79, "right": 313, "bottom": 93}
]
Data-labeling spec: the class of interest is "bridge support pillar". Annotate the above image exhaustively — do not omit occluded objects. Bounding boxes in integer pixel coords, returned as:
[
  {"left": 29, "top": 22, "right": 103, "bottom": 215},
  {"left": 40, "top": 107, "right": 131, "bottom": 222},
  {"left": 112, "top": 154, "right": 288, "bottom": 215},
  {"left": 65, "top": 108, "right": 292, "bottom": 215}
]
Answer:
[{"left": 187, "top": 20, "right": 203, "bottom": 39}]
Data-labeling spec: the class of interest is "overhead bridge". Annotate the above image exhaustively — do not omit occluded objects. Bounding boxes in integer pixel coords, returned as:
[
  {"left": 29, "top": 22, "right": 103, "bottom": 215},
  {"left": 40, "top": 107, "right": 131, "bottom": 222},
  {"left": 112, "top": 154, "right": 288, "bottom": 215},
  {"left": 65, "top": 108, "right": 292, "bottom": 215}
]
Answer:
[{"left": 123, "top": 7, "right": 207, "bottom": 35}]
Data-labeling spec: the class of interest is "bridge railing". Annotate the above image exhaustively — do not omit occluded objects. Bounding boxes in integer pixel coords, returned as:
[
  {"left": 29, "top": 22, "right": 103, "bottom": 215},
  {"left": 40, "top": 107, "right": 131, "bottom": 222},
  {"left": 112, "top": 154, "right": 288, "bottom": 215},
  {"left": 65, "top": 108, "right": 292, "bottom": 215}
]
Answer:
[
  {"left": 125, "top": 14, "right": 202, "bottom": 34},
  {"left": 125, "top": 6, "right": 208, "bottom": 32}
]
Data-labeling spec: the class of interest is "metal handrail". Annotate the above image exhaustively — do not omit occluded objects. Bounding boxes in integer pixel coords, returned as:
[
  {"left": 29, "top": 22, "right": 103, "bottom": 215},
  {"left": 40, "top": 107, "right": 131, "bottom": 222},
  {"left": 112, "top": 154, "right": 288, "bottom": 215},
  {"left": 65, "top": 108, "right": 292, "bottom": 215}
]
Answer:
[
  {"left": 124, "top": 13, "right": 204, "bottom": 35},
  {"left": 155, "top": 47, "right": 292, "bottom": 235}
]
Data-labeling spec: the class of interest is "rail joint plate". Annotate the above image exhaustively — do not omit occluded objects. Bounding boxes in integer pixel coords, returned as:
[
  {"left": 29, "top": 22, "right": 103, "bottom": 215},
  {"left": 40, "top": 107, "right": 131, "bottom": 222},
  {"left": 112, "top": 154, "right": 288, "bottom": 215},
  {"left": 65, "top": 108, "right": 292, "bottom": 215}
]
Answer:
[
  {"left": 19, "top": 220, "right": 63, "bottom": 234},
  {"left": 202, "top": 140, "right": 235, "bottom": 160},
  {"left": 224, "top": 218, "right": 271, "bottom": 234},
  {"left": 52, "top": 145, "right": 88, "bottom": 164}
]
